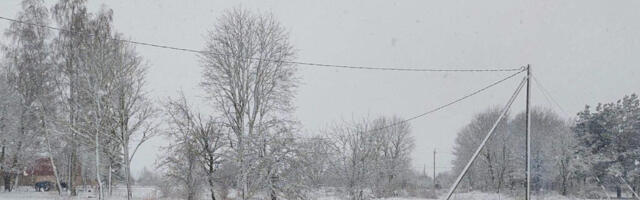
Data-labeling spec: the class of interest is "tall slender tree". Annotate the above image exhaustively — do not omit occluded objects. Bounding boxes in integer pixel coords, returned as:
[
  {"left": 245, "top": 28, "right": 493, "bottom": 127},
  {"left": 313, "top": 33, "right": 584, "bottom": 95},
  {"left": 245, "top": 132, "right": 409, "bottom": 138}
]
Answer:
[
  {"left": 0, "top": 62, "right": 20, "bottom": 192},
  {"left": 2, "top": 0, "right": 52, "bottom": 192},
  {"left": 102, "top": 33, "right": 156, "bottom": 200},
  {"left": 51, "top": 0, "right": 89, "bottom": 195}
]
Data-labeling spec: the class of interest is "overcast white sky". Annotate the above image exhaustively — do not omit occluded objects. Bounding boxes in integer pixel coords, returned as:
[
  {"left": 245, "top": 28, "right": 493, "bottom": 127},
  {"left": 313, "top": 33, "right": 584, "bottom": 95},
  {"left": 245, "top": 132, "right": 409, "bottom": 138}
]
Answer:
[{"left": 2, "top": 0, "right": 639, "bottom": 177}]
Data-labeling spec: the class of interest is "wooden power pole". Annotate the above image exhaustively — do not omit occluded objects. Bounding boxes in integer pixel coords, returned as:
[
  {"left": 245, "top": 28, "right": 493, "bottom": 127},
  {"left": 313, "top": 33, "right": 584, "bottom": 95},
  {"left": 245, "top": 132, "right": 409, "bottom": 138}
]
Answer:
[
  {"left": 433, "top": 149, "right": 436, "bottom": 196},
  {"left": 525, "top": 64, "right": 531, "bottom": 200}
]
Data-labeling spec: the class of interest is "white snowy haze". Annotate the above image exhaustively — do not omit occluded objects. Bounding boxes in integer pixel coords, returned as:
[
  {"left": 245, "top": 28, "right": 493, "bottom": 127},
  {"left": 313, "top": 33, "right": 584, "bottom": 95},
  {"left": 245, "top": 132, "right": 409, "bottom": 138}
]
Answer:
[{"left": 1, "top": 0, "right": 639, "bottom": 178}]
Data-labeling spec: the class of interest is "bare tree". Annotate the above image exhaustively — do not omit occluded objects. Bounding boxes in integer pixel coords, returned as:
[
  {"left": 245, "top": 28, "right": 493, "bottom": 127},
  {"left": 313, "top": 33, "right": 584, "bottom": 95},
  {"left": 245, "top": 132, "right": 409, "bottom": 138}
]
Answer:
[
  {"left": 0, "top": 64, "right": 20, "bottom": 192},
  {"left": 164, "top": 93, "right": 225, "bottom": 200},
  {"left": 297, "top": 136, "right": 334, "bottom": 188},
  {"left": 451, "top": 107, "right": 573, "bottom": 195},
  {"left": 55, "top": 2, "right": 155, "bottom": 198},
  {"left": 330, "top": 119, "right": 377, "bottom": 200},
  {"left": 370, "top": 116, "right": 414, "bottom": 197},
  {"left": 512, "top": 108, "right": 572, "bottom": 193},
  {"left": 327, "top": 116, "right": 414, "bottom": 199},
  {"left": 552, "top": 120, "right": 575, "bottom": 195},
  {"left": 75, "top": 8, "right": 120, "bottom": 199},
  {"left": 1, "top": 0, "right": 52, "bottom": 192},
  {"left": 162, "top": 94, "right": 205, "bottom": 200},
  {"left": 107, "top": 35, "right": 156, "bottom": 200},
  {"left": 200, "top": 8, "right": 297, "bottom": 200},
  {"left": 51, "top": 0, "right": 89, "bottom": 195},
  {"left": 452, "top": 107, "right": 512, "bottom": 193}
]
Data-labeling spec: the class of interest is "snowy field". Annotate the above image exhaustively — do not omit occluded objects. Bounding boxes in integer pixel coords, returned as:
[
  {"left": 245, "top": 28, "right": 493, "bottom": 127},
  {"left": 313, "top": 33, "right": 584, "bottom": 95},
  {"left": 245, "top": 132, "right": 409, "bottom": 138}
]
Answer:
[
  {"left": 0, "top": 187, "right": 590, "bottom": 200},
  {"left": 0, "top": 186, "right": 160, "bottom": 200}
]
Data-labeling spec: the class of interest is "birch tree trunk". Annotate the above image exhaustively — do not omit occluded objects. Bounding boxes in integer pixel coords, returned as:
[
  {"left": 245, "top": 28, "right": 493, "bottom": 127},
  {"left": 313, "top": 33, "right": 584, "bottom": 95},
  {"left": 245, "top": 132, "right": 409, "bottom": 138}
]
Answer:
[
  {"left": 95, "top": 130, "right": 102, "bottom": 200},
  {"left": 108, "top": 164, "right": 112, "bottom": 196},
  {"left": 123, "top": 141, "right": 132, "bottom": 200},
  {"left": 13, "top": 172, "right": 20, "bottom": 191},
  {"left": 43, "top": 120, "right": 63, "bottom": 195},
  {"left": 94, "top": 95, "right": 103, "bottom": 200}
]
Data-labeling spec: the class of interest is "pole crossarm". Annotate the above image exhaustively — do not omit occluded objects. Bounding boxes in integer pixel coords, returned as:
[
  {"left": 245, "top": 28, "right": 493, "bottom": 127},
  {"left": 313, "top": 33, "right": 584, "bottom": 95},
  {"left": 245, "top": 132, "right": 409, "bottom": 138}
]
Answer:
[{"left": 444, "top": 76, "right": 527, "bottom": 200}]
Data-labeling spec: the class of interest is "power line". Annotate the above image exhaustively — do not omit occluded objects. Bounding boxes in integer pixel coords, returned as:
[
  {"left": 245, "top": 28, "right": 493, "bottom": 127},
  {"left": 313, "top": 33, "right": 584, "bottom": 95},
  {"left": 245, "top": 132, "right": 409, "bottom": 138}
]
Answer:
[
  {"left": 531, "top": 74, "right": 571, "bottom": 117},
  {"left": 532, "top": 80, "right": 556, "bottom": 109},
  {"left": 283, "top": 69, "right": 523, "bottom": 139},
  {"left": 0, "top": 15, "right": 526, "bottom": 139},
  {"left": 364, "top": 69, "right": 525, "bottom": 133},
  {"left": 0, "top": 16, "right": 522, "bottom": 72},
  {"left": 532, "top": 77, "right": 564, "bottom": 114}
]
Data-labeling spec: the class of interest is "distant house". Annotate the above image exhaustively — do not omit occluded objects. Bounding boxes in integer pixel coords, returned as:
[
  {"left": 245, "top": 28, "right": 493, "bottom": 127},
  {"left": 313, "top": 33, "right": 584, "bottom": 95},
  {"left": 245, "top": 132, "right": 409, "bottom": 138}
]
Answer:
[
  {"left": 19, "top": 157, "right": 86, "bottom": 189},
  {"left": 22, "top": 158, "right": 57, "bottom": 185}
]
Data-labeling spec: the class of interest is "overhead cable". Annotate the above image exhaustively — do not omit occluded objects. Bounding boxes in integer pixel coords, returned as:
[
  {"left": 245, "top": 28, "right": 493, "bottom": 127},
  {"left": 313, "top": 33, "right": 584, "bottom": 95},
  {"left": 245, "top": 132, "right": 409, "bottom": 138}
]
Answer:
[{"left": 0, "top": 16, "right": 522, "bottom": 72}]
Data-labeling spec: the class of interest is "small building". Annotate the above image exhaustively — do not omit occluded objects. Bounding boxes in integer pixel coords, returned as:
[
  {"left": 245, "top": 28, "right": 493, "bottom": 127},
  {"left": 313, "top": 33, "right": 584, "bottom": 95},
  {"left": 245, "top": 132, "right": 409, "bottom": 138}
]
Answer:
[{"left": 22, "top": 158, "right": 57, "bottom": 185}]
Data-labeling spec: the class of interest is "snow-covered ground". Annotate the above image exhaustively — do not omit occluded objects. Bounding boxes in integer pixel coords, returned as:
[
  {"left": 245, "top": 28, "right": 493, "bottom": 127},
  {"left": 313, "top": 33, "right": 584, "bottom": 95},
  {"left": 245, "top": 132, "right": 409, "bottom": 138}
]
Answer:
[
  {"left": 0, "top": 186, "right": 161, "bottom": 200},
  {"left": 439, "top": 191, "right": 579, "bottom": 200},
  {"left": 0, "top": 187, "right": 589, "bottom": 200}
]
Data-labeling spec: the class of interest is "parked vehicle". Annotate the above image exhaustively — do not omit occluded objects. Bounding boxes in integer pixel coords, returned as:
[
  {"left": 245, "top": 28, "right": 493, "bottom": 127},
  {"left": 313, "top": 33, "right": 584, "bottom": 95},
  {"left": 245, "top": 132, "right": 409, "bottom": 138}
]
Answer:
[{"left": 34, "top": 181, "right": 52, "bottom": 192}]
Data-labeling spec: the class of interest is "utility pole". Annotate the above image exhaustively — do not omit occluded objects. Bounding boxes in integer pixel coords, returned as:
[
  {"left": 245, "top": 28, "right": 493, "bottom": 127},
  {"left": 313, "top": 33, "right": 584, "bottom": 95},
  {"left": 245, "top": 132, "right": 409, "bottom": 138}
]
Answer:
[
  {"left": 433, "top": 149, "right": 437, "bottom": 196},
  {"left": 444, "top": 72, "right": 527, "bottom": 200},
  {"left": 525, "top": 64, "right": 531, "bottom": 200}
]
